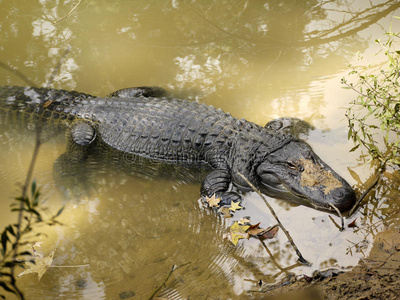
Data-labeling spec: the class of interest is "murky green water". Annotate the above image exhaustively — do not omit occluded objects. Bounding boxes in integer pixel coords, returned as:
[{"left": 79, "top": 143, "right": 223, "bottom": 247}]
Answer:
[{"left": 1, "top": 1, "right": 400, "bottom": 299}]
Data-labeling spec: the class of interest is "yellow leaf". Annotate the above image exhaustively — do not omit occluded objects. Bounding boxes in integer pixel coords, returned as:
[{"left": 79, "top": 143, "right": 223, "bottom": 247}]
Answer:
[
  {"left": 229, "top": 201, "right": 243, "bottom": 212},
  {"left": 18, "top": 244, "right": 55, "bottom": 280},
  {"left": 230, "top": 233, "right": 241, "bottom": 246},
  {"left": 230, "top": 232, "right": 249, "bottom": 245},
  {"left": 206, "top": 194, "right": 221, "bottom": 207},
  {"left": 230, "top": 221, "right": 249, "bottom": 233},
  {"left": 229, "top": 222, "right": 250, "bottom": 245}
]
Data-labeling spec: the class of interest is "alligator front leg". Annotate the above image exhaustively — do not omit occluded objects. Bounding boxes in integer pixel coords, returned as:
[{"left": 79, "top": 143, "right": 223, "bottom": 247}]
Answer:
[
  {"left": 201, "top": 169, "right": 242, "bottom": 206},
  {"left": 53, "top": 120, "right": 96, "bottom": 199},
  {"left": 108, "top": 86, "right": 166, "bottom": 98}
]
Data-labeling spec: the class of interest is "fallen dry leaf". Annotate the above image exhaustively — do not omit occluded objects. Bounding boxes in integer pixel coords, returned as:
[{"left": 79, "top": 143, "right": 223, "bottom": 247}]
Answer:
[
  {"left": 229, "top": 201, "right": 243, "bottom": 212},
  {"left": 18, "top": 243, "right": 54, "bottom": 280},
  {"left": 247, "top": 222, "right": 266, "bottom": 236},
  {"left": 258, "top": 225, "right": 279, "bottom": 240},
  {"left": 206, "top": 194, "right": 221, "bottom": 208}
]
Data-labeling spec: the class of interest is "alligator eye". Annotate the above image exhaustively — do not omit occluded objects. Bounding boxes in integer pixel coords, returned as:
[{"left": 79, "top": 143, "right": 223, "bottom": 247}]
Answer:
[{"left": 285, "top": 161, "right": 298, "bottom": 170}]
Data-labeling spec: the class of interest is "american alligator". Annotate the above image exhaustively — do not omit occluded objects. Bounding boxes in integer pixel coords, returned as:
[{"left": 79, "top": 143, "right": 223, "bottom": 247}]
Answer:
[{"left": 0, "top": 85, "right": 356, "bottom": 212}]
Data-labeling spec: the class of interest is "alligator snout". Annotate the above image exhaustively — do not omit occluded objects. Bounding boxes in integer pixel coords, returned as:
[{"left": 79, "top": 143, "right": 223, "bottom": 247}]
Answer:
[
  {"left": 256, "top": 140, "right": 356, "bottom": 212},
  {"left": 327, "top": 183, "right": 356, "bottom": 212}
]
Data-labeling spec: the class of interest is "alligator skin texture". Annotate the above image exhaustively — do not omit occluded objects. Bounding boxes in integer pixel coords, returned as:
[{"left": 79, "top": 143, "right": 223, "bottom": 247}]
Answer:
[{"left": 0, "top": 86, "right": 356, "bottom": 212}]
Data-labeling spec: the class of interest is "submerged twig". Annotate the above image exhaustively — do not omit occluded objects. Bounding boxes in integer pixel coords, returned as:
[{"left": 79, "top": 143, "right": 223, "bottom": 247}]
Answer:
[
  {"left": 147, "top": 262, "right": 191, "bottom": 300},
  {"left": 328, "top": 203, "right": 344, "bottom": 231},
  {"left": 49, "top": 264, "right": 89, "bottom": 268},
  {"left": 54, "top": 0, "right": 82, "bottom": 23},
  {"left": 0, "top": 61, "right": 37, "bottom": 86},
  {"left": 237, "top": 172, "right": 311, "bottom": 266}
]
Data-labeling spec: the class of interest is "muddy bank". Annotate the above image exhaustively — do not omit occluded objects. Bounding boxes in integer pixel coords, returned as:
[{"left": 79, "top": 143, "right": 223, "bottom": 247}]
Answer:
[{"left": 252, "top": 227, "right": 400, "bottom": 300}]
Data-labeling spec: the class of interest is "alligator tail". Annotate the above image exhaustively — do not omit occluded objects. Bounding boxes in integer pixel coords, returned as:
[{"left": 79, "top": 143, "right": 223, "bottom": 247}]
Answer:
[{"left": 0, "top": 86, "right": 95, "bottom": 125}]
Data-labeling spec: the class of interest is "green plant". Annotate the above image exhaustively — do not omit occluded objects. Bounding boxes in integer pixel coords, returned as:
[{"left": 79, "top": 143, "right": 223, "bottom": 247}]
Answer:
[
  {"left": 342, "top": 30, "right": 400, "bottom": 166},
  {"left": 0, "top": 181, "right": 63, "bottom": 300}
]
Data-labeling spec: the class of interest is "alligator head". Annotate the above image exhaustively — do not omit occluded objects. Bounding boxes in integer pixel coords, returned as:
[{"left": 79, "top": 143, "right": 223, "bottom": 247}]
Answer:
[{"left": 255, "top": 140, "right": 356, "bottom": 212}]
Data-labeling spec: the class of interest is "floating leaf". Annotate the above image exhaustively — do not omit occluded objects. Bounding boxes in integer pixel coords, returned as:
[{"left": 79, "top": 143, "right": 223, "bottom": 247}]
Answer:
[
  {"left": 230, "top": 232, "right": 249, "bottom": 246},
  {"left": 229, "top": 201, "right": 243, "bottom": 212},
  {"left": 247, "top": 222, "right": 266, "bottom": 236},
  {"left": 258, "top": 225, "right": 279, "bottom": 240},
  {"left": 229, "top": 221, "right": 250, "bottom": 245},
  {"left": 205, "top": 194, "right": 221, "bottom": 208},
  {"left": 230, "top": 221, "right": 249, "bottom": 233},
  {"left": 17, "top": 243, "right": 54, "bottom": 280}
]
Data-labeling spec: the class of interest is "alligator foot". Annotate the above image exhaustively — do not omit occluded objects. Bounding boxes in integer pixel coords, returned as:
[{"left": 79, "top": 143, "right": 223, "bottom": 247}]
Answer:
[{"left": 201, "top": 169, "right": 243, "bottom": 207}]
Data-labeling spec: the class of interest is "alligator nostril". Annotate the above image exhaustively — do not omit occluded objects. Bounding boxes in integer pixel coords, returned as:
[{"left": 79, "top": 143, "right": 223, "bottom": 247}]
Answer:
[
  {"left": 329, "top": 186, "right": 356, "bottom": 212},
  {"left": 332, "top": 188, "right": 345, "bottom": 200}
]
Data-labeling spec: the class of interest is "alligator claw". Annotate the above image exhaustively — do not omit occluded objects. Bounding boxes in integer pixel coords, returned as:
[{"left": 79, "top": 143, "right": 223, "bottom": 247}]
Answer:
[{"left": 220, "top": 192, "right": 243, "bottom": 206}]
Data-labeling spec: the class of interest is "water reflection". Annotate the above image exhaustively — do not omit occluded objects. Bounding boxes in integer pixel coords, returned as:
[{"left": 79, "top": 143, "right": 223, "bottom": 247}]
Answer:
[
  {"left": 1, "top": 0, "right": 400, "bottom": 299},
  {"left": 349, "top": 164, "right": 400, "bottom": 239}
]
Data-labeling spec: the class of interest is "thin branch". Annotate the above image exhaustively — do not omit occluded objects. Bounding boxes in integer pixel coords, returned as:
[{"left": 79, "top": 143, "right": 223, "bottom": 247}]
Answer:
[
  {"left": 328, "top": 203, "right": 344, "bottom": 231},
  {"left": 237, "top": 173, "right": 311, "bottom": 266},
  {"left": 0, "top": 61, "right": 37, "bottom": 86},
  {"left": 147, "top": 262, "right": 191, "bottom": 300},
  {"left": 49, "top": 264, "right": 89, "bottom": 268},
  {"left": 53, "top": 0, "right": 82, "bottom": 23}
]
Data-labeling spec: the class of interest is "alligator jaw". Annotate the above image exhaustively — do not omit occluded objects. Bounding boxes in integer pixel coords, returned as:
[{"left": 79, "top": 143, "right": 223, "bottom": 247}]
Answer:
[
  {"left": 258, "top": 171, "right": 355, "bottom": 212},
  {"left": 257, "top": 176, "right": 315, "bottom": 207}
]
